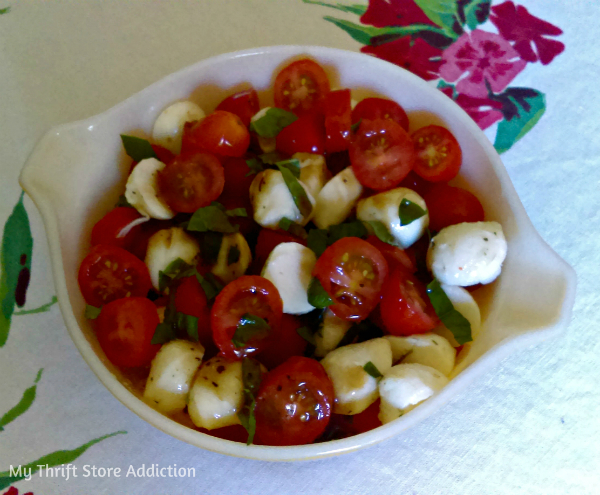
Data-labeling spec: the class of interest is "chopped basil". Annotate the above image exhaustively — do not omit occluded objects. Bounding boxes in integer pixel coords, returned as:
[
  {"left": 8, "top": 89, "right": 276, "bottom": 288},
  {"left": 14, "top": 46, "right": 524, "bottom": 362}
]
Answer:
[
  {"left": 198, "top": 232, "right": 223, "bottom": 265},
  {"left": 249, "top": 108, "right": 298, "bottom": 138},
  {"left": 275, "top": 159, "right": 301, "bottom": 178},
  {"left": 245, "top": 158, "right": 265, "bottom": 177},
  {"left": 364, "top": 220, "right": 395, "bottom": 245},
  {"left": 158, "top": 258, "right": 196, "bottom": 293},
  {"left": 296, "top": 326, "right": 317, "bottom": 346},
  {"left": 195, "top": 272, "right": 223, "bottom": 300},
  {"left": 426, "top": 279, "right": 472, "bottom": 345},
  {"left": 232, "top": 313, "right": 271, "bottom": 348},
  {"left": 225, "top": 207, "right": 248, "bottom": 218},
  {"left": 187, "top": 204, "right": 238, "bottom": 233},
  {"left": 278, "top": 217, "right": 292, "bottom": 231},
  {"left": 120, "top": 135, "right": 157, "bottom": 162},
  {"left": 115, "top": 194, "right": 132, "bottom": 208},
  {"left": 238, "top": 357, "right": 263, "bottom": 445},
  {"left": 227, "top": 246, "right": 241, "bottom": 265},
  {"left": 259, "top": 151, "right": 285, "bottom": 164},
  {"left": 278, "top": 218, "right": 308, "bottom": 240},
  {"left": 307, "top": 278, "right": 333, "bottom": 309},
  {"left": 363, "top": 361, "right": 383, "bottom": 379},
  {"left": 350, "top": 119, "right": 362, "bottom": 133},
  {"left": 84, "top": 304, "right": 101, "bottom": 320},
  {"left": 277, "top": 164, "right": 313, "bottom": 218},
  {"left": 151, "top": 321, "right": 177, "bottom": 345},
  {"left": 307, "top": 228, "right": 329, "bottom": 257},
  {"left": 328, "top": 221, "right": 368, "bottom": 244},
  {"left": 176, "top": 312, "right": 199, "bottom": 342},
  {"left": 399, "top": 198, "right": 426, "bottom": 226}
]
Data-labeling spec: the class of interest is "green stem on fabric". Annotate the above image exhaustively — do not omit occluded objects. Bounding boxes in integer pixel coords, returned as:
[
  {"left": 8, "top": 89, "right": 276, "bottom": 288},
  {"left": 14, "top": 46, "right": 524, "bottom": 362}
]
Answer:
[
  {"left": 301, "top": 0, "right": 367, "bottom": 16},
  {"left": 13, "top": 296, "right": 58, "bottom": 315},
  {"left": 0, "top": 369, "right": 43, "bottom": 432}
]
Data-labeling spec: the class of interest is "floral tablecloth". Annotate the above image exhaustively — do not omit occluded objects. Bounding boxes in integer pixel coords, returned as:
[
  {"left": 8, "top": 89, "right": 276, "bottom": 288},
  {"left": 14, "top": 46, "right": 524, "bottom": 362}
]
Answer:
[{"left": 1, "top": 1, "right": 598, "bottom": 494}]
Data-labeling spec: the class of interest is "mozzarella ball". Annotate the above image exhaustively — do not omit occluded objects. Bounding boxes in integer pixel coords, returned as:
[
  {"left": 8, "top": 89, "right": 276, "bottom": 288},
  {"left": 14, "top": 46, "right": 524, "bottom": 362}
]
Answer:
[
  {"left": 433, "top": 284, "right": 482, "bottom": 347},
  {"left": 384, "top": 333, "right": 456, "bottom": 376},
  {"left": 321, "top": 338, "right": 392, "bottom": 415},
  {"left": 210, "top": 233, "right": 252, "bottom": 285},
  {"left": 427, "top": 221, "right": 507, "bottom": 286},
  {"left": 152, "top": 101, "right": 205, "bottom": 154},
  {"left": 292, "top": 152, "right": 330, "bottom": 198},
  {"left": 312, "top": 167, "right": 363, "bottom": 229},
  {"left": 314, "top": 309, "right": 353, "bottom": 358},
  {"left": 125, "top": 157, "right": 174, "bottom": 220},
  {"left": 356, "top": 187, "right": 428, "bottom": 249},
  {"left": 249, "top": 169, "right": 315, "bottom": 228},
  {"left": 261, "top": 242, "right": 317, "bottom": 315},
  {"left": 250, "top": 107, "right": 276, "bottom": 153},
  {"left": 143, "top": 340, "right": 205, "bottom": 415},
  {"left": 145, "top": 227, "right": 200, "bottom": 290}
]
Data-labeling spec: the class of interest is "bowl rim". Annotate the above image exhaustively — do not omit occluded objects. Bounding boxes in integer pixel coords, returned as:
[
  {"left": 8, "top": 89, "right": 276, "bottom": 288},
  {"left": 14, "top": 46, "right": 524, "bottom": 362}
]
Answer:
[{"left": 19, "top": 44, "right": 577, "bottom": 462}]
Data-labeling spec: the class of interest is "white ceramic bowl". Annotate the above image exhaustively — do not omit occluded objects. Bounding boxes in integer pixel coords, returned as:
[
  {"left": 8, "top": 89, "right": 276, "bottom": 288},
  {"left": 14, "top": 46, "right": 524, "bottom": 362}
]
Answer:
[{"left": 19, "top": 46, "right": 576, "bottom": 461}]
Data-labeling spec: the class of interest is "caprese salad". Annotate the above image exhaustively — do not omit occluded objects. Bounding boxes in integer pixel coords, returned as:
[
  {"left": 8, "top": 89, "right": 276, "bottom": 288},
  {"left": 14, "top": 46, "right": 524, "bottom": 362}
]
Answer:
[{"left": 78, "top": 57, "right": 508, "bottom": 446}]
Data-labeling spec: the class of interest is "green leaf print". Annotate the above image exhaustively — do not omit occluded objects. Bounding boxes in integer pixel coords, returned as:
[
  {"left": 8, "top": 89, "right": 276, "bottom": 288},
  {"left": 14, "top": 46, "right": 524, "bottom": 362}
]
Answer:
[
  {"left": 459, "top": 0, "right": 491, "bottom": 30},
  {"left": 0, "top": 7, "right": 10, "bottom": 15},
  {"left": 0, "top": 430, "right": 126, "bottom": 490},
  {"left": 0, "top": 192, "right": 33, "bottom": 347},
  {"left": 301, "top": 0, "right": 367, "bottom": 16},
  {"left": 413, "top": 0, "right": 461, "bottom": 38},
  {"left": 0, "top": 369, "right": 43, "bottom": 432}
]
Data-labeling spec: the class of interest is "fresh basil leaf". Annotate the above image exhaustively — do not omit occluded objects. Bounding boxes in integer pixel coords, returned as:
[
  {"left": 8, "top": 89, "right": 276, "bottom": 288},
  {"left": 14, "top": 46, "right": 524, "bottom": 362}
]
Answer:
[
  {"left": 158, "top": 258, "right": 195, "bottom": 292},
  {"left": 173, "top": 312, "right": 199, "bottom": 342},
  {"left": 198, "top": 232, "right": 223, "bottom": 265},
  {"left": 296, "top": 326, "right": 317, "bottom": 346},
  {"left": 187, "top": 205, "right": 238, "bottom": 233},
  {"left": 307, "top": 278, "right": 333, "bottom": 309},
  {"left": 115, "top": 194, "right": 132, "bottom": 208},
  {"left": 238, "top": 357, "right": 262, "bottom": 445},
  {"left": 278, "top": 218, "right": 308, "bottom": 240},
  {"left": 426, "top": 279, "right": 472, "bottom": 345},
  {"left": 351, "top": 119, "right": 361, "bottom": 133},
  {"left": 363, "top": 361, "right": 383, "bottom": 379},
  {"left": 120, "top": 135, "right": 157, "bottom": 162},
  {"left": 250, "top": 108, "right": 298, "bottom": 138},
  {"left": 227, "top": 246, "right": 241, "bottom": 265},
  {"left": 364, "top": 220, "right": 395, "bottom": 245},
  {"left": 278, "top": 218, "right": 292, "bottom": 231},
  {"left": 232, "top": 313, "right": 271, "bottom": 348},
  {"left": 275, "top": 159, "right": 301, "bottom": 178},
  {"left": 307, "top": 228, "right": 329, "bottom": 257},
  {"left": 84, "top": 304, "right": 101, "bottom": 320},
  {"left": 245, "top": 158, "right": 265, "bottom": 177},
  {"left": 277, "top": 164, "right": 313, "bottom": 218},
  {"left": 151, "top": 322, "right": 177, "bottom": 345},
  {"left": 259, "top": 152, "right": 285, "bottom": 164},
  {"left": 238, "top": 398, "right": 257, "bottom": 445},
  {"left": 195, "top": 272, "right": 223, "bottom": 300},
  {"left": 225, "top": 207, "right": 248, "bottom": 218},
  {"left": 328, "top": 221, "right": 368, "bottom": 244},
  {"left": 399, "top": 198, "right": 426, "bottom": 226}
]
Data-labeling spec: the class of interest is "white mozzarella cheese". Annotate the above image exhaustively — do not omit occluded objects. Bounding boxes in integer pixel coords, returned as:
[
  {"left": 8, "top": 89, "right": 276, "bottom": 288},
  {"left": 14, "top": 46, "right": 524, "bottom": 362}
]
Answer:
[
  {"left": 143, "top": 340, "right": 205, "bottom": 415},
  {"left": 312, "top": 167, "right": 363, "bottom": 229},
  {"left": 250, "top": 107, "right": 276, "bottom": 153},
  {"left": 433, "top": 284, "right": 482, "bottom": 347},
  {"left": 314, "top": 309, "right": 353, "bottom": 358},
  {"left": 210, "top": 233, "right": 252, "bottom": 285},
  {"left": 320, "top": 338, "right": 392, "bottom": 415},
  {"left": 145, "top": 227, "right": 200, "bottom": 291},
  {"left": 356, "top": 187, "right": 429, "bottom": 249},
  {"left": 292, "top": 152, "right": 330, "bottom": 198},
  {"left": 125, "top": 158, "right": 174, "bottom": 220},
  {"left": 249, "top": 169, "right": 315, "bottom": 228},
  {"left": 384, "top": 333, "right": 456, "bottom": 376},
  {"left": 261, "top": 242, "right": 317, "bottom": 315},
  {"left": 152, "top": 101, "right": 205, "bottom": 154},
  {"left": 427, "top": 221, "right": 507, "bottom": 286}
]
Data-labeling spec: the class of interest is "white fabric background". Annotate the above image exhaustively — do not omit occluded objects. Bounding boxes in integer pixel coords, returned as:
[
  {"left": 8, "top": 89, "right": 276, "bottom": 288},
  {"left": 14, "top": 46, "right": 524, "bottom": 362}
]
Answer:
[{"left": 0, "top": 1, "right": 598, "bottom": 494}]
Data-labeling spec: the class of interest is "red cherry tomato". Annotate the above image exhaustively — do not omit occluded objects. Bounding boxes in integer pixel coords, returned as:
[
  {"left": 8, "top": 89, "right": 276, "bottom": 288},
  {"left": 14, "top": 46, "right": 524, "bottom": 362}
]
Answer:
[
  {"left": 326, "top": 150, "right": 351, "bottom": 176},
  {"left": 174, "top": 276, "right": 216, "bottom": 356},
  {"left": 273, "top": 59, "right": 330, "bottom": 116},
  {"left": 96, "top": 297, "right": 160, "bottom": 367},
  {"left": 128, "top": 219, "right": 171, "bottom": 260},
  {"left": 350, "top": 118, "right": 416, "bottom": 191},
  {"left": 255, "top": 314, "right": 307, "bottom": 370},
  {"left": 157, "top": 152, "right": 224, "bottom": 213},
  {"left": 130, "top": 144, "right": 175, "bottom": 172},
  {"left": 91, "top": 207, "right": 145, "bottom": 252},
  {"left": 211, "top": 275, "right": 283, "bottom": 359},
  {"left": 329, "top": 398, "right": 382, "bottom": 438},
  {"left": 78, "top": 245, "right": 152, "bottom": 307},
  {"left": 254, "top": 356, "right": 334, "bottom": 446},
  {"left": 352, "top": 97, "right": 409, "bottom": 132},
  {"left": 364, "top": 236, "right": 415, "bottom": 274},
  {"left": 200, "top": 424, "right": 249, "bottom": 443},
  {"left": 399, "top": 171, "right": 435, "bottom": 198},
  {"left": 275, "top": 112, "right": 325, "bottom": 156},
  {"left": 252, "top": 228, "right": 306, "bottom": 274},
  {"left": 324, "top": 89, "right": 352, "bottom": 153},
  {"left": 313, "top": 237, "right": 388, "bottom": 321},
  {"left": 424, "top": 184, "right": 484, "bottom": 232},
  {"left": 184, "top": 111, "right": 250, "bottom": 157},
  {"left": 217, "top": 156, "right": 258, "bottom": 236},
  {"left": 412, "top": 125, "right": 462, "bottom": 182},
  {"left": 379, "top": 268, "right": 438, "bottom": 336},
  {"left": 215, "top": 88, "right": 260, "bottom": 127}
]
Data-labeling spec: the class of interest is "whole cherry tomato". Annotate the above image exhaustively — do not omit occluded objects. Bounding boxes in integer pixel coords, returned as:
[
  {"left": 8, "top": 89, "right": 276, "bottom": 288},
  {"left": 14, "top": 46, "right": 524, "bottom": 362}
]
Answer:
[
  {"left": 276, "top": 112, "right": 326, "bottom": 156},
  {"left": 412, "top": 125, "right": 462, "bottom": 182},
  {"left": 174, "top": 276, "right": 215, "bottom": 356},
  {"left": 324, "top": 89, "right": 352, "bottom": 153},
  {"left": 255, "top": 314, "right": 307, "bottom": 370},
  {"left": 364, "top": 236, "right": 415, "bottom": 274},
  {"left": 424, "top": 184, "right": 484, "bottom": 232},
  {"left": 216, "top": 88, "right": 260, "bottom": 127},
  {"left": 184, "top": 110, "right": 250, "bottom": 157},
  {"left": 274, "top": 59, "right": 330, "bottom": 116},
  {"left": 91, "top": 207, "right": 146, "bottom": 252}
]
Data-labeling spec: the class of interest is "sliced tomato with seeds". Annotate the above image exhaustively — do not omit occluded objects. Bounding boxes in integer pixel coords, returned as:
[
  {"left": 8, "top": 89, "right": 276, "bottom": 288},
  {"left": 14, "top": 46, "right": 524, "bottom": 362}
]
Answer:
[
  {"left": 91, "top": 207, "right": 146, "bottom": 252},
  {"left": 275, "top": 112, "right": 326, "bottom": 156},
  {"left": 215, "top": 88, "right": 260, "bottom": 127},
  {"left": 157, "top": 152, "right": 224, "bottom": 213},
  {"left": 424, "top": 183, "right": 484, "bottom": 232},
  {"left": 78, "top": 244, "right": 152, "bottom": 307},
  {"left": 184, "top": 110, "right": 250, "bottom": 157},
  {"left": 324, "top": 89, "right": 352, "bottom": 153},
  {"left": 254, "top": 356, "right": 334, "bottom": 446},
  {"left": 274, "top": 58, "right": 330, "bottom": 116},
  {"left": 313, "top": 237, "right": 388, "bottom": 322},
  {"left": 350, "top": 118, "right": 416, "bottom": 191},
  {"left": 352, "top": 97, "right": 409, "bottom": 132},
  {"left": 412, "top": 125, "right": 462, "bottom": 182},
  {"left": 211, "top": 275, "right": 283, "bottom": 359}
]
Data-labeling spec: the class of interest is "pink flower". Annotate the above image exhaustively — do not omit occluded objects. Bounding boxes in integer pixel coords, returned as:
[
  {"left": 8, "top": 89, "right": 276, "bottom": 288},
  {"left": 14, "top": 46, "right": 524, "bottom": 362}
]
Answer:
[
  {"left": 440, "top": 30, "right": 526, "bottom": 98},
  {"left": 490, "top": 1, "right": 564, "bottom": 65},
  {"left": 360, "top": 0, "right": 435, "bottom": 28},
  {"left": 439, "top": 86, "right": 503, "bottom": 130}
]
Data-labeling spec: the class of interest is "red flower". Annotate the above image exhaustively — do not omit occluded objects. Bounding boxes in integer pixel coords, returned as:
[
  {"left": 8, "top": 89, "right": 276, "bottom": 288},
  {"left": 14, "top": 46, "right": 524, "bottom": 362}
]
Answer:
[
  {"left": 3, "top": 487, "right": 33, "bottom": 495},
  {"left": 490, "top": 1, "right": 564, "bottom": 65},
  {"left": 360, "top": 0, "right": 435, "bottom": 28},
  {"left": 362, "top": 37, "right": 443, "bottom": 81},
  {"left": 440, "top": 86, "right": 504, "bottom": 130}
]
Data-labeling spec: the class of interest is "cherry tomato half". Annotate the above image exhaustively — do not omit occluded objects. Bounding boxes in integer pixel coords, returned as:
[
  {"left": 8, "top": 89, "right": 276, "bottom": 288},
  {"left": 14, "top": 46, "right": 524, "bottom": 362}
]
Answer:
[
  {"left": 273, "top": 58, "right": 330, "bottom": 116},
  {"left": 185, "top": 110, "right": 250, "bottom": 157},
  {"left": 157, "top": 152, "right": 225, "bottom": 213},
  {"left": 424, "top": 184, "right": 484, "bottom": 232},
  {"left": 255, "top": 314, "right": 307, "bottom": 370},
  {"left": 313, "top": 237, "right": 388, "bottom": 321},
  {"left": 350, "top": 118, "right": 416, "bottom": 191},
  {"left": 215, "top": 88, "right": 260, "bottom": 127},
  {"left": 254, "top": 356, "right": 334, "bottom": 446},
  {"left": 324, "top": 89, "right": 352, "bottom": 153},
  {"left": 91, "top": 207, "right": 145, "bottom": 252},
  {"left": 211, "top": 275, "right": 283, "bottom": 359},
  {"left": 412, "top": 125, "right": 462, "bottom": 182},
  {"left": 275, "top": 112, "right": 325, "bottom": 156},
  {"left": 364, "top": 236, "right": 415, "bottom": 274},
  {"left": 78, "top": 245, "right": 152, "bottom": 307},
  {"left": 352, "top": 97, "right": 409, "bottom": 132},
  {"left": 379, "top": 268, "right": 438, "bottom": 336},
  {"left": 96, "top": 297, "right": 161, "bottom": 367},
  {"left": 174, "top": 276, "right": 215, "bottom": 356}
]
